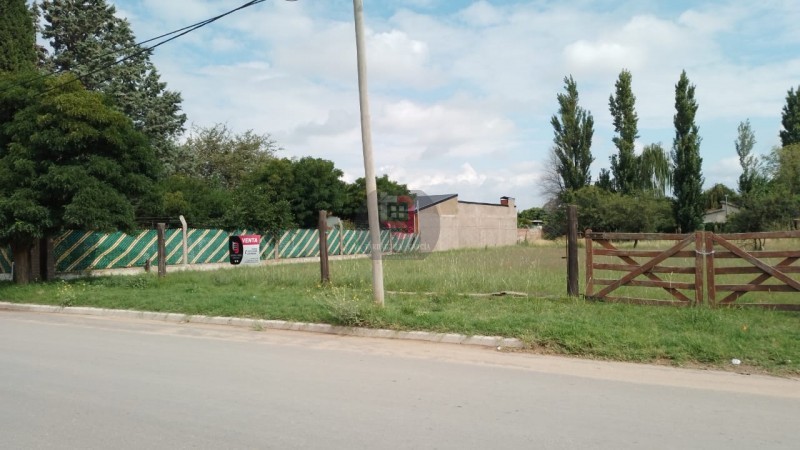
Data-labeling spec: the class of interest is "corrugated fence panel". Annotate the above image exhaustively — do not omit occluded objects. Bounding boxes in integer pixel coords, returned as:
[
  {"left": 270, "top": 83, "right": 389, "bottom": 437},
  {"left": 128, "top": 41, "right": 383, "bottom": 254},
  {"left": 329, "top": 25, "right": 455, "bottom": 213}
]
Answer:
[
  {"left": 279, "top": 229, "right": 319, "bottom": 258},
  {"left": 188, "top": 229, "right": 228, "bottom": 264},
  {"left": 260, "top": 234, "right": 278, "bottom": 260},
  {"left": 0, "top": 228, "right": 420, "bottom": 274},
  {"left": 56, "top": 231, "right": 106, "bottom": 272},
  {"left": 105, "top": 230, "right": 154, "bottom": 269},
  {"left": 341, "top": 230, "right": 371, "bottom": 255},
  {"left": 392, "top": 233, "right": 420, "bottom": 253}
]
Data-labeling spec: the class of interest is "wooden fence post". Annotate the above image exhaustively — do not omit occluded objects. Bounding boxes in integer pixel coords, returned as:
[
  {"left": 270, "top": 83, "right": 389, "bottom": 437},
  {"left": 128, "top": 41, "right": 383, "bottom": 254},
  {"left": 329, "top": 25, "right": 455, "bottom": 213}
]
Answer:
[
  {"left": 584, "top": 228, "right": 593, "bottom": 298},
  {"left": 318, "top": 211, "right": 330, "bottom": 284},
  {"left": 694, "top": 230, "right": 704, "bottom": 305},
  {"left": 567, "top": 205, "right": 579, "bottom": 297},
  {"left": 157, "top": 223, "right": 166, "bottom": 278},
  {"left": 705, "top": 231, "right": 716, "bottom": 307}
]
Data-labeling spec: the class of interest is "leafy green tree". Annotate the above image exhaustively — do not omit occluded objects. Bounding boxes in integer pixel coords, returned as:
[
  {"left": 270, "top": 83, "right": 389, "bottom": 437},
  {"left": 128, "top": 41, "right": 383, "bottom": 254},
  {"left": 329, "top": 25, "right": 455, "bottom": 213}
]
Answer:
[
  {"left": 561, "top": 186, "right": 674, "bottom": 234},
  {"left": 0, "top": 71, "right": 158, "bottom": 284},
  {"left": 780, "top": 86, "right": 800, "bottom": 147},
  {"left": 768, "top": 143, "right": 800, "bottom": 196},
  {"left": 289, "top": 157, "right": 347, "bottom": 227},
  {"left": 727, "top": 187, "right": 800, "bottom": 233},
  {"left": 153, "top": 175, "right": 234, "bottom": 228},
  {"left": 671, "top": 71, "right": 704, "bottom": 232},
  {"left": 37, "top": 0, "right": 186, "bottom": 164},
  {"left": 517, "top": 207, "right": 546, "bottom": 228},
  {"left": 701, "top": 183, "right": 737, "bottom": 211},
  {"left": 0, "top": 0, "right": 37, "bottom": 72},
  {"left": 175, "top": 124, "right": 280, "bottom": 189},
  {"left": 550, "top": 75, "right": 594, "bottom": 191},
  {"left": 595, "top": 168, "right": 614, "bottom": 192},
  {"left": 638, "top": 143, "right": 671, "bottom": 196},
  {"left": 342, "top": 174, "right": 410, "bottom": 224},
  {"left": 735, "top": 119, "right": 765, "bottom": 195},
  {"left": 222, "top": 181, "right": 294, "bottom": 236},
  {"left": 251, "top": 157, "right": 347, "bottom": 228},
  {"left": 608, "top": 69, "right": 639, "bottom": 194}
]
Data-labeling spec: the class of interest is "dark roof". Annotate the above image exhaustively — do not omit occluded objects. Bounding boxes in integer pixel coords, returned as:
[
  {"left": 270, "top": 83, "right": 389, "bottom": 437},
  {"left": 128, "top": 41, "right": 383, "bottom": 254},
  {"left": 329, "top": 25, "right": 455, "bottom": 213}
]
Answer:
[{"left": 415, "top": 193, "right": 458, "bottom": 211}]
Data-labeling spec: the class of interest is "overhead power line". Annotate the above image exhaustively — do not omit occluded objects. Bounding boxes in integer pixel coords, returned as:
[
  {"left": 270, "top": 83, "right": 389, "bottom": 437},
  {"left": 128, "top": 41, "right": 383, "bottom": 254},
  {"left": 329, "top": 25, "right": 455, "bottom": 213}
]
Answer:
[{"left": 2, "top": 0, "right": 267, "bottom": 95}]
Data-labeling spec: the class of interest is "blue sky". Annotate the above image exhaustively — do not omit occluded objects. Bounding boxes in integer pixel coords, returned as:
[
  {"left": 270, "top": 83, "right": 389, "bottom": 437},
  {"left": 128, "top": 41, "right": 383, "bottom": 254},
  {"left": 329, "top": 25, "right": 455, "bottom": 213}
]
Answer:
[{"left": 110, "top": 0, "right": 800, "bottom": 209}]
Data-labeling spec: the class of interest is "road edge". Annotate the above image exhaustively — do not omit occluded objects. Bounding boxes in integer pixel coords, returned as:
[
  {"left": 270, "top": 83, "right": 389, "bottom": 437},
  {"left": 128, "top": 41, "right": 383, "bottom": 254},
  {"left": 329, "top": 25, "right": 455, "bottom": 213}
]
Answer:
[{"left": 0, "top": 301, "right": 523, "bottom": 349}]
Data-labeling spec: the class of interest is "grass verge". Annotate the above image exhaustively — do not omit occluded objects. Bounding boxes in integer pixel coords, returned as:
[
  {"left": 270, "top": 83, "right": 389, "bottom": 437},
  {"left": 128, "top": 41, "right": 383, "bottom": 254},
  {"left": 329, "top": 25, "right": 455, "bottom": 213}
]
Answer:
[{"left": 0, "top": 245, "right": 797, "bottom": 376}]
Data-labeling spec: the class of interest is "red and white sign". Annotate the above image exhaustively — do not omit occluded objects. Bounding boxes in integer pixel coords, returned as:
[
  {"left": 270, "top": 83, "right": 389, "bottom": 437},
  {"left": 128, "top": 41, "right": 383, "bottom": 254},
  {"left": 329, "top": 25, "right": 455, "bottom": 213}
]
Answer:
[{"left": 240, "top": 234, "right": 261, "bottom": 265}]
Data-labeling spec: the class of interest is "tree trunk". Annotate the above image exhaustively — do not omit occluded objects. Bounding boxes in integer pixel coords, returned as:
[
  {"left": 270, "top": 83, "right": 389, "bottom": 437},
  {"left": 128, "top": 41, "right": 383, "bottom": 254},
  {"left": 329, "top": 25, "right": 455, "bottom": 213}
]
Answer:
[
  {"left": 11, "top": 241, "right": 33, "bottom": 285},
  {"left": 40, "top": 236, "right": 55, "bottom": 281}
]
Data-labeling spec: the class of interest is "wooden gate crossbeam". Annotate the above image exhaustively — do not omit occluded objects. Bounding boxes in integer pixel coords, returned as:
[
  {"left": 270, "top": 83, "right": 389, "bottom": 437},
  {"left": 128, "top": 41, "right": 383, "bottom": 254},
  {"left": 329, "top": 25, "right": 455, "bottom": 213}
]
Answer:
[
  {"left": 595, "top": 240, "right": 692, "bottom": 302},
  {"left": 596, "top": 235, "right": 696, "bottom": 299},
  {"left": 711, "top": 236, "right": 800, "bottom": 304},
  {"left": 717, "top": 254, "right": 799, "bottom": 304}
]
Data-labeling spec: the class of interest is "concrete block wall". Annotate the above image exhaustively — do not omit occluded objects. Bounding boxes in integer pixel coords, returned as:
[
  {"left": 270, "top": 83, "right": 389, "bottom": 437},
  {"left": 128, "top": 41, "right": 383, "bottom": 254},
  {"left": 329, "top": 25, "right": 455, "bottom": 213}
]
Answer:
[{"left": 419, "top": 196, "right": 517, "bottom": 252}]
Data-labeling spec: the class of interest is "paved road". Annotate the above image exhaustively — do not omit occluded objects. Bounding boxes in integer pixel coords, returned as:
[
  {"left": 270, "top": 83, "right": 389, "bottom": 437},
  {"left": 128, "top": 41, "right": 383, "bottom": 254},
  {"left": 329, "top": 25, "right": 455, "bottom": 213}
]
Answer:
[{"left": 1, "top": 311, "right": 798, "bottom": 449}]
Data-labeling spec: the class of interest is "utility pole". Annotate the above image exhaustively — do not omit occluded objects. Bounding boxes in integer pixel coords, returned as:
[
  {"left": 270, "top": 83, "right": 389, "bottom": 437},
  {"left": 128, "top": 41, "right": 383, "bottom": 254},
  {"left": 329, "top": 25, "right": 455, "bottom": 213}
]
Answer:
[{"left": 353, "top": 0, "right": 385, "bottom": 306}]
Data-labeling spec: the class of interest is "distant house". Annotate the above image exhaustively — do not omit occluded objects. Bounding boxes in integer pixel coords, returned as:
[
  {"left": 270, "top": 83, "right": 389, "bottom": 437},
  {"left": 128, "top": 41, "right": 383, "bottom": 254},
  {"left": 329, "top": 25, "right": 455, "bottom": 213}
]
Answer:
[
  {"left": 703, "top": 201, "right": 740, "bottom": 224},
  {"left": 416, "top": 194, "right": 517, "bottom": 251}
]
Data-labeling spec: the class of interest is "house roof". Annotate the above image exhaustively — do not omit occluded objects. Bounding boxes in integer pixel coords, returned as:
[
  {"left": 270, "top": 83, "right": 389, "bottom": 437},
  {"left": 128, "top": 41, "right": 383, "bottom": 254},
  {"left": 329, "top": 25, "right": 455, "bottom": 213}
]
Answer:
[
  {"left": 415, "top": 194, "right": 458, "bottom": 211},
  {"left": 703, "top": 201, "right": 740, "bottom": 216}
]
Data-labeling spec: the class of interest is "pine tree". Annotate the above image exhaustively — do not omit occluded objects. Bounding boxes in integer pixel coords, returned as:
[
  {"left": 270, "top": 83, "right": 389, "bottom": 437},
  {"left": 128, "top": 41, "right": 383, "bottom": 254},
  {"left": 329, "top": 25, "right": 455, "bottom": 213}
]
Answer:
[
  {"left": 37, "top": 0, "right": 186, "bottom": 165},
  {"left": 781, "top": 86, "right": 800, "bottom": 147},
  {"left": 0, "top": 0, "right": 37, "bottom": 72},
  {"left": 550, "top": 75, "right": 594, "bottom": 192},
  {"left": 0, "top": 71, "right": 158, "bottom": 284},
  {"left": 671, "top": 71, "right": 704, "bottom": 232},
  {"left": 608, "top": 69, "right": 639, "bottom": 195}
]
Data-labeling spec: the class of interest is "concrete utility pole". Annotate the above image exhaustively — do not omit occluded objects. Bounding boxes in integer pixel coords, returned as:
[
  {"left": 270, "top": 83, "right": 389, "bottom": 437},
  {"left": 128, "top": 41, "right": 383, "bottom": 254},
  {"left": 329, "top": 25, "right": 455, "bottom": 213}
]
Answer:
[{"left": 353, "top": 0, "right": 385, "bottom": 306}]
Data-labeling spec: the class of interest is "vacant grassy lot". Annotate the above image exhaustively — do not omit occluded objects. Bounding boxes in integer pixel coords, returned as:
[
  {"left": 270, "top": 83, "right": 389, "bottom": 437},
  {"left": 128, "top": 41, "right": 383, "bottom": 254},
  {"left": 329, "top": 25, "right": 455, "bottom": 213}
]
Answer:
[{"left": 1, "top": 242, "right": 798, "bottom": 375}]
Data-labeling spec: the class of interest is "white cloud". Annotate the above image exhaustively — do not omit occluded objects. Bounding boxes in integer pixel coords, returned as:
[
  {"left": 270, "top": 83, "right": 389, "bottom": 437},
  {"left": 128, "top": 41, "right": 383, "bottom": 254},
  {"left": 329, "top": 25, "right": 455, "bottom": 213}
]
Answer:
[
  {"left": 564, "top": 40, "right": 644, "bottom": 74},
  {"left": 115, "top": 0, "right": 800, "bottom": 209},
  {"left": 458, "top": 1, "right": 505, "bottom": 27}
]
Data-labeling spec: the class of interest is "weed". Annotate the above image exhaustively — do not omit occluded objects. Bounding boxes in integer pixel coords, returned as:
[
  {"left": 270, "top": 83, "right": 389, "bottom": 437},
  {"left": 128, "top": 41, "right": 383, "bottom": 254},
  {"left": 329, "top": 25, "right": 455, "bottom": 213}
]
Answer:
[
  {"left": 316, "top": 285, "right": 382, "bottom": 327},
  {"left": 56, "top": 280, "right": 78, "bottom": 307}
]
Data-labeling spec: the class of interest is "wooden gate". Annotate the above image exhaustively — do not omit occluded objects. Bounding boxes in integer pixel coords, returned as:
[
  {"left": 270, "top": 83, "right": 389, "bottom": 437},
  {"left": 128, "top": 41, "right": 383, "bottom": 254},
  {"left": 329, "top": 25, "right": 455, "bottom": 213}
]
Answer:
[
  {"left": 585, "top": 229, "right": 800, "bottom": 310},
  {"left": 706, "top": 231, "right": 800, "bottom": 310},
  {"left": 585, "top": 230, "right": 704, "bottom": 306}
]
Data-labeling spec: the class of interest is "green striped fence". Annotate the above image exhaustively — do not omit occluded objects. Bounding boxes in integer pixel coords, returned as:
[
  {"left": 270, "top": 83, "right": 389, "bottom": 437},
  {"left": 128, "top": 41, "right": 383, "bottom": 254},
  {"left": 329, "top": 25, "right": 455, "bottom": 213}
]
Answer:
[{"left": 1, "top": 228, "right": 419, "bottom": 274}]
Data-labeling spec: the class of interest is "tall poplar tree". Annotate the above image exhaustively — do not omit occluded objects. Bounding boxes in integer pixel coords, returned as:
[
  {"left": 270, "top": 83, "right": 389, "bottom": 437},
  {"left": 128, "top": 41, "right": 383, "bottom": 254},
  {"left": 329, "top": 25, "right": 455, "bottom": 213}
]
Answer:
[
  {"left": 781, "top": 86, "right": 800, "bottom": 147},
  {"left": 0, "top": 0, "right": 37, "bottom": 72},
  {"left": 550, "top": 75, "right": 594, "bottom": 192},
  {"left": 608, "top": 69, "right": 639, "bottom": 195},
  {"left": 671, "top": 70, "right": 704, "bottom": 232},
  {"left": 37, "top": 0, "right": 186, "bottom": 167},
  {"left": 735, "top": 119, "right": 764, "bottom": 196}
]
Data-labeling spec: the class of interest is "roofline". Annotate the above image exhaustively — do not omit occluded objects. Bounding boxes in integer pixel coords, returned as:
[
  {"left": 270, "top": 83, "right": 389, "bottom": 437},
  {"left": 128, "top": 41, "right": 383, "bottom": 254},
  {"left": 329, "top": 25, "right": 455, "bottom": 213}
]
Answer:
[
  {"left": 417, "top": 194, "right": 458, "bottom": 211},
  {"left": 457, "top": 201, "right": 512, "bottom": 207}
]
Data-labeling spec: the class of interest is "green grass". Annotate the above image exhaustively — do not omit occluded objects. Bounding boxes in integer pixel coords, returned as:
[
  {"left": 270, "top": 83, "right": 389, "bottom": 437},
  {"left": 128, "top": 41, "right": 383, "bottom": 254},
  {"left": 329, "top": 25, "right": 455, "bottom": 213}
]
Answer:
[{"left": 1, "top": 243, "right": 798, "bottom": 375}]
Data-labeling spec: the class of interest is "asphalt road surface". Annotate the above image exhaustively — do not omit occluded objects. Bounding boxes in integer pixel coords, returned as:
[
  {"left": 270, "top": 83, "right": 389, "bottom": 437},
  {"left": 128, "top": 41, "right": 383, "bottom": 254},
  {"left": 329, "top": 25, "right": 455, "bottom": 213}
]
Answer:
[{"left": 1, "top": 311, "right": 798, "bottom": 449}]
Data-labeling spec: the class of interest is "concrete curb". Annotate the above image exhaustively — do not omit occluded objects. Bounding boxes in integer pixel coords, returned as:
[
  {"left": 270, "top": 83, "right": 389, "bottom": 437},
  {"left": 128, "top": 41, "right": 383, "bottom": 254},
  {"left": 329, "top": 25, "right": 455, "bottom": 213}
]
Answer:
[{"left": 0, "top": 302, "right": 524, "bottom": 349}]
